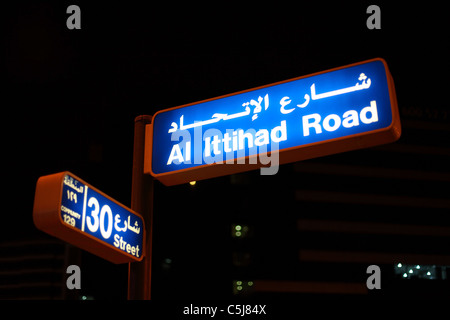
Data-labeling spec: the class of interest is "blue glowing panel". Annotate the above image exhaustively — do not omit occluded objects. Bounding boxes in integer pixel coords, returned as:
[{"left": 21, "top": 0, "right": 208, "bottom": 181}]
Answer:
[{"left": 148, "top": 58, "right": 400, "bottom": 185}]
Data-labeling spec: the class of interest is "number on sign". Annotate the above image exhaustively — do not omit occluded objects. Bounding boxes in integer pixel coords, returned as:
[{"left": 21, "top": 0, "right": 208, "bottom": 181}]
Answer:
[
  {"left": 63, "top": 214, "right": 75, "bottom": 226},
  {"left": 99, "top": 205, "right": 113, "bottom": 239},
  {"left": 67, "top": 190, "right": 77, "bottom": 203},
  {"left": 86, "top": 196, "right": 113, "bottom": 240},
  {"left": 87, "top": 197, "right": 100, "bottom": 233}
]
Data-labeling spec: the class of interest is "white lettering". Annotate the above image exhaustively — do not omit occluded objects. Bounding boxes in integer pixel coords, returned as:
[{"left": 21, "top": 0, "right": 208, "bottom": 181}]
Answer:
[
  {"left": 113, "top": 234, "right": 140, "bottom": 257},
  {"left": 211, "top": 135, "right": 222, "bottom": 154},
  {"left": 254, "top": 129, "right": 269, "bottom": 146},
  {"left": 303, "top": 113, "right": 322, "bottom": 136},
  {"left": 342, "top": 110, "right": 359, "bottom": 128},
  {"left": 238, "top": 130, "right": 254, "bottom": 150},
  {"left": 223, "top": 132, "right": 233, "bottom": 152},
  {"left": 61, "top": 205, "right": 81, "bottom": 219},
  {"left": 167, "top": 144, "right": 184, "bottom": 165},
  {"left": 360, "top": 100, "right": 379, "bottom": 124},
  {"left": 322, "top": 114, "right": 341, "bottom": 132},
  {"left": 183, "top": 304, "right": 217, "bottom": 317},
  {"left": 302, "top": 100, "right": 379, "bottom": 136},
  {"left": 167, "top": 121, "right": 286, "bottom": 167},
  {"left": 114, "top": 234, "right": 120, "bottom": 247},
  {"left": 271, "top": 120, "right": 287, "bottom": 142}
]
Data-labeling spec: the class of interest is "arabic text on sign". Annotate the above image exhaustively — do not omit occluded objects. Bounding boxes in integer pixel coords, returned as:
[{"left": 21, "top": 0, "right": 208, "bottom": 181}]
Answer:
[{"left": 61, "top": 175, "right": 142, "bottom": 258}]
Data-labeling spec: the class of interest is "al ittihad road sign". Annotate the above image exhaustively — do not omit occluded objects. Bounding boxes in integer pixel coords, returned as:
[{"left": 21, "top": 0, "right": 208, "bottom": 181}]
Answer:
[{"left": 146, "top": 58, "right": 401, "bottom": 186}]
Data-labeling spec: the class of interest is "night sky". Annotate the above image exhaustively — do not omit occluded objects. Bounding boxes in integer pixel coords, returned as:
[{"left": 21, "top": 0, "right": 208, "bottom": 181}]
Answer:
[{"left": 2, "top": 1, "right": 449, "bottom": 301}]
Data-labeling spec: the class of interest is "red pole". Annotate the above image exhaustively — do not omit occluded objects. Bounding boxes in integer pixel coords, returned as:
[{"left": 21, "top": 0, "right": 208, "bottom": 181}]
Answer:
[{"left": 128, "top": 115, "right": 153, "bottom": 300}]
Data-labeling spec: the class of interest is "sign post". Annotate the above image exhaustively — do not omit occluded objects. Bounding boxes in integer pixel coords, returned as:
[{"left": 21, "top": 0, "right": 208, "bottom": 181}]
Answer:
[
  {"left": 33, "top": 172, "right": 145, "bottom": 264},
  {"left": 128, "top": 115, "right": 154, "bottom": 300},
  {"left": 145, "top": 58, "right": 401, "bottom": 186}
]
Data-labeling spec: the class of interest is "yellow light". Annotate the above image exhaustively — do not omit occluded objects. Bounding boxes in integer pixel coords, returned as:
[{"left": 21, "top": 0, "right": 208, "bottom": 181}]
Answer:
[{"left": 189, "top": 181, "right": 196, "bottom": 186}]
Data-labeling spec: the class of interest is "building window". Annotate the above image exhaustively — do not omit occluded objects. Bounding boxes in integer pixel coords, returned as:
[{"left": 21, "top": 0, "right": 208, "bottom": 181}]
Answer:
[
  {"left": 394, "top": 263, "right": 449, "bottom": 280},
  {"left": 231, "top": 224, "right": 250, "bottom": 238}
]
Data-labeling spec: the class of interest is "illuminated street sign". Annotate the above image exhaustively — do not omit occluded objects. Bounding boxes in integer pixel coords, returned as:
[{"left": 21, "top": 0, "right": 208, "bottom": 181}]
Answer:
[
  {"left": 146, "top": 58, "right": 401, "bottom": 186},
  {"left": 33, "top": 172, "right": 145, "bottom": 264}
]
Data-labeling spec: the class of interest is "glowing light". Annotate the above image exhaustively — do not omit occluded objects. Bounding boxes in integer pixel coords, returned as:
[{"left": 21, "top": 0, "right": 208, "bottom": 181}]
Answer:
[
  {"left": 403, "top": 273, "right": 408, "bottom": 278},
  {"left": 397, "top": 263, "right": 402, "bottom": 268},
  {"left": 248, "top": 281, "right": 253, "bottom": 286},
  {"left": 409, "top": 269, "right": 413, "bottom": 274},
  {"left": 235, "top": 225, "right": 242, "bottom": 231},
  {"left": 189, "top": 181, "right": 196, "bottom": 186}
]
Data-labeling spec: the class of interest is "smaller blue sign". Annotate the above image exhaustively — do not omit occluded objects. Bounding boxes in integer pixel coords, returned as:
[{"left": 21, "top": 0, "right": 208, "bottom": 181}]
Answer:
[{"left": 60, "top": 174, "right": 144, "bottom": 260}]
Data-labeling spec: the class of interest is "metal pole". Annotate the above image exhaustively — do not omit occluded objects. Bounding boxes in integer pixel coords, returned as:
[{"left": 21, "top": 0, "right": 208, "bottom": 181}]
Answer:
[{"left": 128, "top": 115, "right": 153, "bottom": 300}]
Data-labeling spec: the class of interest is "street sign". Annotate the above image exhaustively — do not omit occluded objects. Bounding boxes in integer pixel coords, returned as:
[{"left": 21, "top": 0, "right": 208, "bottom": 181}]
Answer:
[
  {"left": 33, "top": 172, "right": 145, "bottom": 264},
  {"left": 145, "top": 58, "right": 401, "bottom": 186}
]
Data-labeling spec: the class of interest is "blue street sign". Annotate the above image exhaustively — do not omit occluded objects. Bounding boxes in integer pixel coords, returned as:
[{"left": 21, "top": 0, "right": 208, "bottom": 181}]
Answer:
[
  {"left": 146, "top": 58, "right": 401, "bottom": 186},
  {"left": 33, "top": 172, "right": 145, "bottom": 264}
]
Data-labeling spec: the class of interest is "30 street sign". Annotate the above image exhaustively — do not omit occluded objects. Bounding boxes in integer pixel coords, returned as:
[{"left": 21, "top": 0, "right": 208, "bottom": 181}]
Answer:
[
  {"left": 33, "top": 172, "right": 145, "bottom": 264},
  {"left": 146, "top": 58, "right": 401, "bottom": 186}
]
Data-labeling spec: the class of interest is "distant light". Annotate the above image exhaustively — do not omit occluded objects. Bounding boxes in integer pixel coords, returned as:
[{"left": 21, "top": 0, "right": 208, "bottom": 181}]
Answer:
[
  {"left": 409, "top": 269, "right": 413, "bottom": 274},
  {"left": 237, "top": 286, "right": 243, "bottom": 291},
  {"left": 81, "top": 295, "right": 87, "bottom": 300},
  {"left": 397, "top": 263, "right": 402, "bottom": 268},
  {"left": 236, "top": 281, "right": 242, "bottom": 285},
  {"left": 189, "top": 181, "right": 196, "bottom": 186},
  {"left": 235, "top": 225, "right": 242, "bottom": 231},
  {"left": 248, "top": 281, "right": 253, "bottom": 286},
  {"left": 427, "top": 271, "right": 431, "bottom": 276},
  {"left": 235, "top": 231, "right": 242, "bottom": 237},
  {"left": 416, "top": 265, "right": 420, "bottom": 269},
  {"left": 403, "top": 273, "right": 408, "bottom": 278}
]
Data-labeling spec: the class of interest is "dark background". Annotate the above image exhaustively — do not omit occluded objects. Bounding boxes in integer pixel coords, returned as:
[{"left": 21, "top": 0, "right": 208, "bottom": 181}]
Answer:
[{"left": 2, "top": 1, "right": 449, "bottom": 300}]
